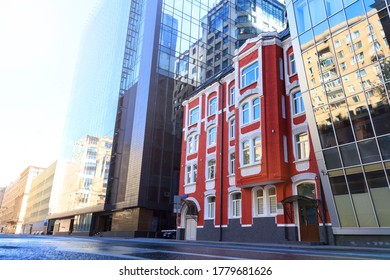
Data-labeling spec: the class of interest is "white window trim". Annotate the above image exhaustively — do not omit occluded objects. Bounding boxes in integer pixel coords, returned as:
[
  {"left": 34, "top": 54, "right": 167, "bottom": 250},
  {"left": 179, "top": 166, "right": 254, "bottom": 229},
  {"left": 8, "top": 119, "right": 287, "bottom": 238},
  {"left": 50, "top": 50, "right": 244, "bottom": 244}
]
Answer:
[
  {"left": 229, "top": 117, "right": 235, "bottom": 139},
  {"left": 229, "top": 86, "right": 235, "bottom": 106},
  {"left": 206, "top": 158, "right": 216, "bottom": 181},
  {"left": 252, "top": 186, "right": 277, "bottom": 217},
  {"left": 207, "top": 126, "right": 217, "bottom": 147},
  {"left": 187, "top": 133, "right": 199, "bottom": 155},
  {"left": 294, "top": 131, "right": 310, "bottom": 162},
  {"left": 292, "top": 91, "right": 305, "bottom": 116},
  {"left": 204, "top": 195, "right": 216, "bottom": 220},
  {"left": 229, "top": 191, "right": 242, "bottom": 219},
  {"left": 229, "top": 151, "right": 236, "bottom": 175},
  {"left": 208, "top": 97, "right": 217, "bottom": 116},
  {"left": 185, "top": 161, "right": 198, "bottom": 185},
  {"left": 241, "top": 61, "right": 259, "bottom": 89},
  {"left": 239, "top": 95, "right": 261, "bottom": 126},
  {"left": 189, "top": 106, "right": 200, "bottom": 126},
  {"left": 240, "top": 134, "right": 262, "bottom": 167},
  {"left": 289, "top": 53, "right": 296, "bottom": 76}
]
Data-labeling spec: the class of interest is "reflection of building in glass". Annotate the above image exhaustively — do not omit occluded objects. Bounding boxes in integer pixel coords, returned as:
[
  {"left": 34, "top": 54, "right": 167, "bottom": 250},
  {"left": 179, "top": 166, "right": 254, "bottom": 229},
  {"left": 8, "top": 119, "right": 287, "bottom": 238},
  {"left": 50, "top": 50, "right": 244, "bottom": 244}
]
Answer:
[
  {"left": 22, "top": 161, "right": 57, "bottom": 234},
  {"left": 47, "top": 1, "right": 130, "bottom": 235},
  {"left": 0, "top": 166, "right": 43, "bottom": 234},
  {"left": 286, "top": 0, "right": 390, "bottom": 246}
]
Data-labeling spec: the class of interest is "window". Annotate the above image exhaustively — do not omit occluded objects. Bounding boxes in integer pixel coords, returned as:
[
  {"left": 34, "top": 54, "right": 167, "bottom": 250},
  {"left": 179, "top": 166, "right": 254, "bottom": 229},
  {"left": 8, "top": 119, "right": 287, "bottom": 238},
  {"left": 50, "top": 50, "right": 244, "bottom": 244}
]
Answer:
[
  {"left": 253, "top": 137, "right": 262, "bottom": 163},
  {"left": 289, "top": 53, "right": 296, "bottom": 75},
  {"left": 206, "top": 196, "right": 216, "bottom": 219},
  {"left": 208, "top": 97, "right": 217, "bottom": 116},
  {"left": 292, "top": 91, "right": 305, "bottom": 115},
  {"left": 241, "top": 97, "right": 261, "bottom": 125},
  {"left": 186, "top": 163, "right": 197, "bottom": 184},
  {"left": 241, "top": 136, "right": 262, "bottom": 166},
  {"left": 255, "top": 189, "right": 264, "bottom": 215},
  {"left": 268, "top": 187, "right": 277, "bottom": 214},
  {"left": 241, "top": 61, "right": 259, "bottom": 88},
  {"left": 242, "top": 102, "right": 249, "bottom": 124},
  {"left": 189, "top": 107, "right": 199, "bottom": 125},
  {"left": 208, "top": 126, "right": 216, "bottom": 146},
  {"left": 187, "top": 134, "right": 199, "bottom": 154},
  {"left": 253, "top": 98, "right": 260, "bottom": 120},
  {"left": 229, "top": 152, "right": 235, "bottom": 175},
  {"left": 229, "top": 87, "right": 235, "bottom": 106},
  {"left": 231, "top": 192, "right": 242, "bottom": 218},
  {"left": 207, "top": 159, "right": 216, "bottom": 180},
  {"left": 253, "top": 186, "right": 277, "bottom": 217},
  {"left": 229, "top": 118, "right": 235, "bottom": 139},
  {"left": 296, "top": 132, "right": 309, "bottom": 160},
  {"left": 242, "top": 141, "right": 250, "bottom": 165}
]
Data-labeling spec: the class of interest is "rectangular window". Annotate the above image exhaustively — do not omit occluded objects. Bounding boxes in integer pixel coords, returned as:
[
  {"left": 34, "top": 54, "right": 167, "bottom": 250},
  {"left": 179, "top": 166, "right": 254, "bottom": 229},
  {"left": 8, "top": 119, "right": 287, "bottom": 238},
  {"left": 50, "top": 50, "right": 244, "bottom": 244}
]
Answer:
[
  {"left": 189, "top": 107, "right": 199, "bottom": 126},
  {"left": 242, "top": 141, "right": 250, "bottom": 165},
  {"left": 186, "top": 163, "right": 197, "bottom": 184},
  {"left": 231, "top": 193, "right": 241, "bottom": 218},
  {"left": 289, "top": 53, "right": 296, "bottom": 75},
  {"left": 241, "top": 61, "right": 259, "bottom": 88},
  {"left": 253, "top": 137, "right": 262, "bottom": 162},
  {"left": 229, "top": 87, "right": 235, "bottom": 106},
  {"left": 207, "top": 159, "right": 216, "bottom": 180},
  {"left": 207, "top": 197, "right": 216, "bottom": 219},
  {"left": 208, "top": 98, "right": 217, "bottom": 116},
  {"left": 293, "top": 91, "right": 305, "bottom": 115},
  {"left": 296, "top": 132, "right": 309, "bottom": 160},
  {"left": 229, "top": 118, "right": 235, "bottom": 139},
  {"left": 208, "top": 127, "right": 216, "bottom": 146},
  {"left": 230, "top": 152, "right": 235, "bottom": 175}
]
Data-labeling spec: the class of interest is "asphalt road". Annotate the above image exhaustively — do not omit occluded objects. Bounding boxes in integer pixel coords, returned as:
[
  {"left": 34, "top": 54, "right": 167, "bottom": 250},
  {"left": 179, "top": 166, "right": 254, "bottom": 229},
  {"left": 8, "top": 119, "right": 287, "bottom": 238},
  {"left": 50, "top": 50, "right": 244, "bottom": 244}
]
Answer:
[{"left": 1, "top": 234, "right": 390, "bottom": 260}]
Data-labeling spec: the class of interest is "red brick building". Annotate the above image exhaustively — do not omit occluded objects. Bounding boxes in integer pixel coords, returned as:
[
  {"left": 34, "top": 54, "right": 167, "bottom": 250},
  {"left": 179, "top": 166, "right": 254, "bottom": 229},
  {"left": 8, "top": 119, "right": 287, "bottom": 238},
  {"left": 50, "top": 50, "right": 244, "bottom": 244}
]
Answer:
[{"left": 178, "top": 31, "right": 332, "bottom": 244}]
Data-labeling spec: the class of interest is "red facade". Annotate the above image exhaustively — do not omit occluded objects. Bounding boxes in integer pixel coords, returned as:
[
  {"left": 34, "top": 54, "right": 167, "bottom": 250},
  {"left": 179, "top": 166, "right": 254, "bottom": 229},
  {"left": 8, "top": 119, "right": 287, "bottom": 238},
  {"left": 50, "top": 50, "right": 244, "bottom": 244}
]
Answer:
[{"left": 179, "top": 33, "right": 331, "bottom": 243}]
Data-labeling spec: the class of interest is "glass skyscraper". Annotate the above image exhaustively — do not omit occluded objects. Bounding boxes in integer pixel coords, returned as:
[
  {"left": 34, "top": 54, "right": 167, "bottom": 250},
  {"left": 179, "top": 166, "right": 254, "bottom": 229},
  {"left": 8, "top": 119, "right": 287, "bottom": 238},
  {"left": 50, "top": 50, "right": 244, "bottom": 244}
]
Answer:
[{"left": 286, "top": 0, "right": 390, "bottom": 246}]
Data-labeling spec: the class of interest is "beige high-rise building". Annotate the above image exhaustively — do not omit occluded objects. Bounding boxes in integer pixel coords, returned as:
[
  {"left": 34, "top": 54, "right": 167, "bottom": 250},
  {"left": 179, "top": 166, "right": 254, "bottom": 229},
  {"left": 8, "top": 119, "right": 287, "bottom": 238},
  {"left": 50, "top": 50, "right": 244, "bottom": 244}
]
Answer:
[
  {"left": 22, "top": 161, "right": 57, "bottom": 234},
  {"left": 0, "top": 166, "right": 43, "bottom": 234}
]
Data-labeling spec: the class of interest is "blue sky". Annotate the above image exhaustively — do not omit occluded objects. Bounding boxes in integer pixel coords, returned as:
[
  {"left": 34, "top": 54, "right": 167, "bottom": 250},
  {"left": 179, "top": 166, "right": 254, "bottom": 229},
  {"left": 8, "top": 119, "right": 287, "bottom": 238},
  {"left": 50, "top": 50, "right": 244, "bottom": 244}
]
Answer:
[{"left": 0, "top": 0, "right": 101, "bottom": 187}]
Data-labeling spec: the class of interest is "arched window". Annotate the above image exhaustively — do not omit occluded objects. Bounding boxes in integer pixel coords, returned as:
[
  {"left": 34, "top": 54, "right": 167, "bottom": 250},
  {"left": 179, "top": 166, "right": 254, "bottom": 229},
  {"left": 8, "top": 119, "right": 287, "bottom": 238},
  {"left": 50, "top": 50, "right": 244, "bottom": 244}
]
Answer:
[
  {"left": 230, "top": 192, "right": 242, "bottom": 218},
  {"left": 268, "top": 187, "right": 277, "bottom": 215},
  {"left": 242, "top": 102, "right": 249, "bottom": 124},
  {"left": 208, "top": 97, "right": 217, "bottom": 116},
  {"left": 253, "top": 97, "right": 260, "bottom": 120},
  {"left": 205, "top": 196, "right": 216, "bottom": 219},
  {"left": 255, "top": 189, "right": 264, "bottom": 215}
]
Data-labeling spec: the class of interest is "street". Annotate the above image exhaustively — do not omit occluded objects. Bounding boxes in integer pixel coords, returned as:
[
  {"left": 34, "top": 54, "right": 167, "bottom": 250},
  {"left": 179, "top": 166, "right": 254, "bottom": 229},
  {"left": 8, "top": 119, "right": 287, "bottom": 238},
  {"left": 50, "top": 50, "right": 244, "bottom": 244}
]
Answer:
[{"left": 1, "top": 234, "right": 390, "bottom": 260}]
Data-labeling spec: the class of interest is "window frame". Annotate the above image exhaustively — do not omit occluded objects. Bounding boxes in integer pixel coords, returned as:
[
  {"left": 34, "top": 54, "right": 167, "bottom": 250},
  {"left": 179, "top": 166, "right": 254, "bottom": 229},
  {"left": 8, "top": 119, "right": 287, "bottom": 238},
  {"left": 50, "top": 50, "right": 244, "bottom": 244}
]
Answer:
[
  {"left": 295, "top": 131, "right": 310, "bottom": 161},
  {"left": 230, "top": 192, "right": 242, "bottom": 218},
  {"left": 207, "top": 126, "right": 217, "bottom": 146},
  {"left": 292, "top": 91, "right": 305, "bottom": 115},
  {"left": 185, "top": 162, "right": 198, "bottom": 185},
  {"left": 189, "top": 106, "right": 199, "bottom": 126},
  {"left": 241, "top": 135, "right": 262, "bottom": 166},
  {"left": 207, "top": 159, "right": 216, "bottom": 180},
  {"left": 205, "top": 196, "right": 216, "bottom": 219},
  {"left": 253, "top": 186, "right": 277, "bottom": 217},
  {"left": 229, "top": 87, "right": 235, "bottom": 106},
  {"left": 241, "top": 61, "right": 259, "bottom": 88},
  {"left": 229, "top": 118, "right": 235, "bottom": 139},
  {"left": 208, "top": 97, "right": 217, "bottom": 116},
  {"left": 289, "top": 52, "right": 296, "bottom": 75}
]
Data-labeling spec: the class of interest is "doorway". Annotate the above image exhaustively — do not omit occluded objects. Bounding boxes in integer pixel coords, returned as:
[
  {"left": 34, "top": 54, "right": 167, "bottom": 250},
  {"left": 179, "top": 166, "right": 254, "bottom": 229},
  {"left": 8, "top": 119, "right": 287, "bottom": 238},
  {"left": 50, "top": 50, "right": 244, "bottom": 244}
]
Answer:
[
  {"left": 298, "top": 199, "right": 320, "bottom": 242},
  {"left": 182, "top": 201, "right": 198, "bottom": 241}
]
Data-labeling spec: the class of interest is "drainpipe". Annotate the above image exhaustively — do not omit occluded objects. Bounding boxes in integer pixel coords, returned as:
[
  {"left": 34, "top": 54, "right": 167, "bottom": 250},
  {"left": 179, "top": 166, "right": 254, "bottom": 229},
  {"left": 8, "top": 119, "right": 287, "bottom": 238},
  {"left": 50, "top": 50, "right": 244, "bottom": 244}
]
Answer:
[{"left": 218, "top": 79, "right": 225, "bottom": 242}]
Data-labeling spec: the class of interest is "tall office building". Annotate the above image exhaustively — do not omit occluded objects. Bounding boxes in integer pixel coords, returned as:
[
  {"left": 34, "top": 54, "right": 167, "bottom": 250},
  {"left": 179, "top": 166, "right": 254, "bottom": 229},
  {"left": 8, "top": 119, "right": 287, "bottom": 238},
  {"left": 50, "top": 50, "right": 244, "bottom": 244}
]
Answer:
[
  {"left": 286, "top": 0, "right": 390, "bottom": 246},
  {"left": 47, "top": 1, "right": 131, "bottom": 235}
]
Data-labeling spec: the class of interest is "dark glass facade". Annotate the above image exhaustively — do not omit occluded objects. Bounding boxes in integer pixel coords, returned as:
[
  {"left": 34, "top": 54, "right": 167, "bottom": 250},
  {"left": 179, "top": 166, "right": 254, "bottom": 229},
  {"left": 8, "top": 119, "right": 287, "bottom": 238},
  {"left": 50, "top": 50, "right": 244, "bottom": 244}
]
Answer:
[{"left": 286, "top": 0, "right": 390, "bottom": 243}]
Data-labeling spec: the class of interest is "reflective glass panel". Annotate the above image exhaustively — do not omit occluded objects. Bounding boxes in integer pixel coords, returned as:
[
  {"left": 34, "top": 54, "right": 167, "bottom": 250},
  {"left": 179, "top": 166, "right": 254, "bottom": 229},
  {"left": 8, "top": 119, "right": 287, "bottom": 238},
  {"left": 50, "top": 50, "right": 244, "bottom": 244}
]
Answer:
[
  {"left": 347, "top": 93, "right": 375, "bottom": 140},
  {"left": 340, "top": 143, "right": 360, "bottom": 166},
  {"left": 378, "top": 135, "right": 390, "bottom": 160},
  {"left": 308, "top": 0, "right": 326, "bottom": 26},
  {"left": 329, "top": 10, "right": 347, "bottom": 35},
  {"left": 314, "top": 106, "right": 337, "bottom": 148},
  {"left": 324, "top": 0, "right": 343, "bottom": 17},
  {"left": 294, "top": 0, "right": 311, "bottom": 34},
  {"left": 323, "top": 148, "right": 342, "bottom": 169},
  {"left": 366, "top": 86, "right": 390, "bottom": 135},
  {"left": 330, "top": 100, "right": 355, "bottom": 144},
  {"left": 358, "top": 139, "right": 381, "bottom": 163}
]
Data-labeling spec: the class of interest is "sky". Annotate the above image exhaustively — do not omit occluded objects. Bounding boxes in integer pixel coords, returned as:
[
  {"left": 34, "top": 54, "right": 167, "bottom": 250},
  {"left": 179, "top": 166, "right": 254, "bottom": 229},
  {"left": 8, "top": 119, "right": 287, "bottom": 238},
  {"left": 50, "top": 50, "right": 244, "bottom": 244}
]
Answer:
[{"left": 0, "top": 0, "right": 101, "bottom": 187}]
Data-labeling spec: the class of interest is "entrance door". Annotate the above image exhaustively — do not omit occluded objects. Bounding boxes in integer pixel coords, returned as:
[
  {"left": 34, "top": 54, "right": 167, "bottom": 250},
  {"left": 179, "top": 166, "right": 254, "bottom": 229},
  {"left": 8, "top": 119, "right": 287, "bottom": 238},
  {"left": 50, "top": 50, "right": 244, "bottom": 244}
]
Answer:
[
  {"left": 185, "top": 218, "right": 197, "bottom": 240},
  {"left": 298, "top": 200, "right": 320, "bottom": 242}
]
